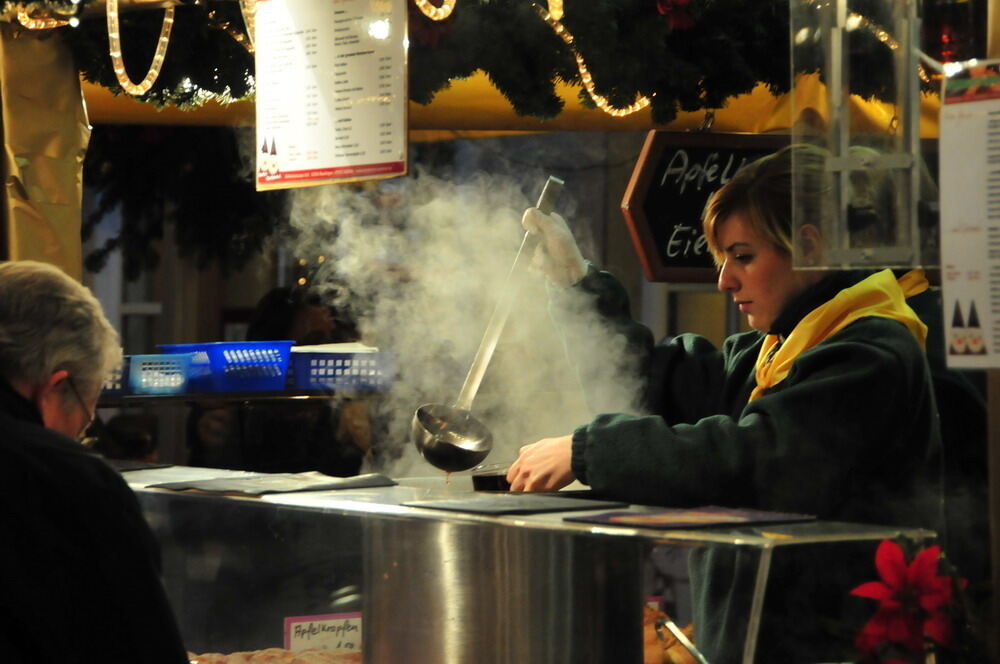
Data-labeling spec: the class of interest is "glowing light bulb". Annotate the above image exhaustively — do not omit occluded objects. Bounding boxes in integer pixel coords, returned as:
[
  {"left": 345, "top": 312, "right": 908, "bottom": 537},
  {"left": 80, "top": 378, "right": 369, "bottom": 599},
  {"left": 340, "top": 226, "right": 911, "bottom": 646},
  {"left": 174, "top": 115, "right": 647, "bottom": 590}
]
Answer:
[{"left": 368, "top": 18, "right": 391, "bottom": 40}]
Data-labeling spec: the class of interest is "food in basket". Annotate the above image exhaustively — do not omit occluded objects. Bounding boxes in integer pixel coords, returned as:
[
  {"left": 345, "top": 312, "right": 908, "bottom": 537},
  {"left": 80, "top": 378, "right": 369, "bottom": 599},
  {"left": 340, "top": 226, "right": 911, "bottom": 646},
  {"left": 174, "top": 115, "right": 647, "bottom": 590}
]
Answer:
[{"left": 188, "top": 649, "right": 362, "bottom": 664}]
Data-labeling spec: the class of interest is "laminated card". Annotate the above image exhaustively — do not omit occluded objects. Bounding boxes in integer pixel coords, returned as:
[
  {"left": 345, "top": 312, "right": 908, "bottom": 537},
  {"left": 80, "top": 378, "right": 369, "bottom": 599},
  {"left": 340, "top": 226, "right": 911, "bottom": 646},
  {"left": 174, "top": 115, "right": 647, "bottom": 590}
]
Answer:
[{"left": 255, "top": 0, "right": 407, "bottom": 189}]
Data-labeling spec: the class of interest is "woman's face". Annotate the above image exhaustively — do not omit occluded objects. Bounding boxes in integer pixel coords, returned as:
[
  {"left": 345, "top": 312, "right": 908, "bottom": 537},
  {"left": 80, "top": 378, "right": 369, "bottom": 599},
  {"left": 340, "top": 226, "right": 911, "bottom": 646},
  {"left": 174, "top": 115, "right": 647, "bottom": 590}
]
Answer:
[{"left": 715, "top": 212, "right": 814, "bottom": 332}]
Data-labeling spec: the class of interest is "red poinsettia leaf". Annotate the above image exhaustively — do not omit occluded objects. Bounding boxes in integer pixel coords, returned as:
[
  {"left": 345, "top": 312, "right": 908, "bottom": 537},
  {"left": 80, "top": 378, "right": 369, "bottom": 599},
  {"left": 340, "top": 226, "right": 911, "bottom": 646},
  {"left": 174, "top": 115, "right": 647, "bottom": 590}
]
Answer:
[
  {"left": 875, "top": 539, "right": 907, "bottom": 589},
  {"left": 851, "top": 581, "right": 894, "bottom": 601},
  {"left": 862, "top": 611, "right": 891, "bottom": 636},
  {"left": 907, "top": 545, "right": 942, "bottom": 587},
  {"left": 656, "top": 0, "right": 690, "bottom": 12},
  {"left": 855, "top": 612, "right": 891, "bottom": 655},
  {"left": 854, "top": 630, "right": 884, "bottom": 655},
  {"left": 924, "top": 610, "right": 954, "bottom": 647},
  {"left": 919, "top": 583, "right": 952, "bottom": 612},
  {"left": 886, "top": 610, "right": 923, "bottom": 653},
  {"left": 668, "top": 12, "right": 695, "bottom": 30}
]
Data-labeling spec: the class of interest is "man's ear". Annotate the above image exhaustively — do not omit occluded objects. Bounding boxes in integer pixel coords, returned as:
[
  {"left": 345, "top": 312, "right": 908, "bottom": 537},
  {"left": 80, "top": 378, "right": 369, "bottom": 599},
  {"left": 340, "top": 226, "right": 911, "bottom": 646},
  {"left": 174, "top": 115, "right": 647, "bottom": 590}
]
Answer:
[
  {"left": 797, "top": 224, "right": 824, "bottom": 266},
  {"left": 34, "top": 369, "right": 71, "bottom": 423}
]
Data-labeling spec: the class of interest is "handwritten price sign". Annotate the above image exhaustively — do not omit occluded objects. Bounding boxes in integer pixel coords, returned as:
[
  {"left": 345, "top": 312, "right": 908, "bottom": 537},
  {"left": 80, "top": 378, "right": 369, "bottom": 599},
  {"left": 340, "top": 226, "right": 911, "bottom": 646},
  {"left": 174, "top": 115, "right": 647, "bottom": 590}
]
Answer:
[{"left": 284, "top": 612, "right": 362, "bottom": 654}]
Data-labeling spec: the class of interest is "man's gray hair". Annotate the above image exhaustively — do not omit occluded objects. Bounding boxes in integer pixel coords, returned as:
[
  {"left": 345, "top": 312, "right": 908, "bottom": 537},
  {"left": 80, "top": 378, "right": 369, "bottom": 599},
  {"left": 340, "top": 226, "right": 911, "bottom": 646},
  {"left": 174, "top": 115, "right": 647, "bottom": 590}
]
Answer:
[{"left": 0, "top": 261, "right": 121, "bottom": 395}]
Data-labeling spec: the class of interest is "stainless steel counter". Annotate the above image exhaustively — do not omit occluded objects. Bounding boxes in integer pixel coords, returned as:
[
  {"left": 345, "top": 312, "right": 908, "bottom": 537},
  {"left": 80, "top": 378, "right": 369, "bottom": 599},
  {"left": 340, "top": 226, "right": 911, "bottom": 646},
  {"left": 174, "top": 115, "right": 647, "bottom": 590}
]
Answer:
[{"left": 126, "top": 467, "right": 934, "bottom": 664}]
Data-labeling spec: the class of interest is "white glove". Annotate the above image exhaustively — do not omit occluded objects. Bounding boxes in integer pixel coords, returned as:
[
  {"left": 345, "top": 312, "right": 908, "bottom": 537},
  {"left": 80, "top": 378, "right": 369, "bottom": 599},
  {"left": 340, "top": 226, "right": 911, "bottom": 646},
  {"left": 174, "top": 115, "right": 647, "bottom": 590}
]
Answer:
[{"left": 521, "top": 207, "right": 587, "bottom": 287}]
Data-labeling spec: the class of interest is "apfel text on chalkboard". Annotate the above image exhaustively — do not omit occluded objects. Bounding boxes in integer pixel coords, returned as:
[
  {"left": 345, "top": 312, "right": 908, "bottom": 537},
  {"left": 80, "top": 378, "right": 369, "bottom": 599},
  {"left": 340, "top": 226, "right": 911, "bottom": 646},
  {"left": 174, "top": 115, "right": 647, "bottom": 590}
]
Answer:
[{"left": 659, "top": 149, "right": 751, "bottom": 196}]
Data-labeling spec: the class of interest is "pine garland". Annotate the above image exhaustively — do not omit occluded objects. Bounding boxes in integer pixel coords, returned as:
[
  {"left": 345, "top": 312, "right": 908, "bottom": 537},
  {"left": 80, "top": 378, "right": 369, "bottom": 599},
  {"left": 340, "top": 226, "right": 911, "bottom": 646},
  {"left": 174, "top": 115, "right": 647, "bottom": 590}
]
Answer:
[
  {"left": 8, "top": 0, "right": 924, "bottom": 277},
  {"left": 82, "top": 126, "right": 288, "bottom": 279},
  {"left": 2, "top": 0, "right": 920, "bottom": 119}
]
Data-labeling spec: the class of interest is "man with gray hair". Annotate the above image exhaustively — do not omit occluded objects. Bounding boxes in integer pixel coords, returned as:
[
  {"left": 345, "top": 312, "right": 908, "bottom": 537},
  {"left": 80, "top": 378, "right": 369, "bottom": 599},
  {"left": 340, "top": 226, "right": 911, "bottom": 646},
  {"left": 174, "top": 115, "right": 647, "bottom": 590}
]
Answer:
[{"left": 0, "top": 261, "right": 188, "bottom": 663}]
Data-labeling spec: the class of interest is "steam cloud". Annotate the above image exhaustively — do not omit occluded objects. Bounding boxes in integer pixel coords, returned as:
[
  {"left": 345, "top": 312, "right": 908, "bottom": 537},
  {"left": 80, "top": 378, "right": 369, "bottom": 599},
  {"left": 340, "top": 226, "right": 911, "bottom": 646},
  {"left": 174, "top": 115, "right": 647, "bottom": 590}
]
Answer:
[{"left": 285, "top": 143, "right": 646, "bottom": 478}]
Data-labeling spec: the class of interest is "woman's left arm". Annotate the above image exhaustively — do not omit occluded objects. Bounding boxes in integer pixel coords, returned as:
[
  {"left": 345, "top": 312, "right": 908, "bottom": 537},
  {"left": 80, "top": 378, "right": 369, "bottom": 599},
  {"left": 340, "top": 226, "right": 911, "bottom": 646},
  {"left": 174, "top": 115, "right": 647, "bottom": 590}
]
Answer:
[{"left": 522, "top": 319, "right": 939, "bottom": 519}]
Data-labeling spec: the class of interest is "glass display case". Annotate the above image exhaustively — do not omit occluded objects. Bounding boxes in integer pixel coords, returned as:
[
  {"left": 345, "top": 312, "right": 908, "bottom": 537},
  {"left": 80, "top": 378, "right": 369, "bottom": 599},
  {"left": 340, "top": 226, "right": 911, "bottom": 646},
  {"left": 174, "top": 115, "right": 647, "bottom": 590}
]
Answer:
[
  {"left": 789, "top": 0, "right": 938, "bottom": 269},
  {"left": 124, "top": 467, "right": 934, "bottom": 664}
]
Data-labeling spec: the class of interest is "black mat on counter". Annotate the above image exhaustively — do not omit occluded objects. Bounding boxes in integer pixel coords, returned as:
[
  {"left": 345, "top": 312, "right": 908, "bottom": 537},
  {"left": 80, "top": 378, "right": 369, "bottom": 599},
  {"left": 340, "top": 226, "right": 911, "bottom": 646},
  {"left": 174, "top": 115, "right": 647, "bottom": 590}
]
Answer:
[
  {"left": 148, "top": 472, "right": 396, "bottom": 496},
  {"left": 563, "top": 505, "right": 816, "bottom": 530},
  {"left": 402, "top": 494, "right": 628, "bottom": 515},
  {"left": 106, "top": 459, "right": 174, "bottom": 473}
]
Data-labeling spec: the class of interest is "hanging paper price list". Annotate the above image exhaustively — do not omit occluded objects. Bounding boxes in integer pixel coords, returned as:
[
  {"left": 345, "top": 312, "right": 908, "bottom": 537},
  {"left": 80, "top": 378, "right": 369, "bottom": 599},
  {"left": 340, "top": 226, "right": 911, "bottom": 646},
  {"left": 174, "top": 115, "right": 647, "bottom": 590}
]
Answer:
[
  {"left": 939, "top": 61, "right": 1000, "bottom": 368},
  {"left": 255, "top": 0, "right": 407, "bottom": 190}
]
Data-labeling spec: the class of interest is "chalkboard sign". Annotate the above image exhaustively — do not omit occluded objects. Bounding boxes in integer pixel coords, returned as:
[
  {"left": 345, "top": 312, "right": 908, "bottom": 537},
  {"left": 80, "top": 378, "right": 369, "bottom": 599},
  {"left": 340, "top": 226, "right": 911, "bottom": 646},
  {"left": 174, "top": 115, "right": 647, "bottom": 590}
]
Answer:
[{"left": 621, "top": 132, "right": 789, "bottom": 283}]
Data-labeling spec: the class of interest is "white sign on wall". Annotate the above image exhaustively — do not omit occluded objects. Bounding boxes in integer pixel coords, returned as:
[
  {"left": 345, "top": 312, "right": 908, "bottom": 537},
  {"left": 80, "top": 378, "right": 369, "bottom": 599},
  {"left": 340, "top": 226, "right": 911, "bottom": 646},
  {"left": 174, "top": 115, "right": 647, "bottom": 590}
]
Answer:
[
  {"left": 255, "top": 0, "right": 407, "bottom": 190},
  {"left": 939, "top": 59, "right": 1000, "bottom": 368}
]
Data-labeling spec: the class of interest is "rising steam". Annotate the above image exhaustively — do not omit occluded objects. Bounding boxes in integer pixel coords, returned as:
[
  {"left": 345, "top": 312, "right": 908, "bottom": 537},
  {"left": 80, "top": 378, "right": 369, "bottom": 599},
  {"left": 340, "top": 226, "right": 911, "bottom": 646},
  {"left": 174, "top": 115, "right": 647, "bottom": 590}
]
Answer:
[{"left": 285, "top": 155, "right": 646, "bottom": 477}]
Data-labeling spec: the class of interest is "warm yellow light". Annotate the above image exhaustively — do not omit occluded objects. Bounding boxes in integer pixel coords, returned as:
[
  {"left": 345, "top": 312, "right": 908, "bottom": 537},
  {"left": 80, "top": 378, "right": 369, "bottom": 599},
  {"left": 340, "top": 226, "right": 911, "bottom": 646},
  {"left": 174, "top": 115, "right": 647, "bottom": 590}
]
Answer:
[
  {"left": 547, "top": 0, "right": 563, "bottom": 21},
  {"left": 106, "top": 0, "right": 175, "bottom": 96},
  {"left": 239, "top": 0, "right": 256, "bottom": 49},
  {"left": 414, "top": 0, "right": 456, "bottom": 21},
  {"left": 15, "top": 7, "right": 71, "bottom": 29},
  {"left": 538, "top": 8, "right": 651, "bottom": 118}
]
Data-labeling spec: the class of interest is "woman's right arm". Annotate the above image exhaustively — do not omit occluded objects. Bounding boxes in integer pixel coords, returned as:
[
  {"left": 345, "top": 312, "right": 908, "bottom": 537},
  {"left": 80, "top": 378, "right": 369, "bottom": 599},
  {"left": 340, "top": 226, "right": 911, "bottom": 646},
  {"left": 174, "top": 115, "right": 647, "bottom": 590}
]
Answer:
[{"left": 550, "top": 266, "right": 733, "bottom": 424}]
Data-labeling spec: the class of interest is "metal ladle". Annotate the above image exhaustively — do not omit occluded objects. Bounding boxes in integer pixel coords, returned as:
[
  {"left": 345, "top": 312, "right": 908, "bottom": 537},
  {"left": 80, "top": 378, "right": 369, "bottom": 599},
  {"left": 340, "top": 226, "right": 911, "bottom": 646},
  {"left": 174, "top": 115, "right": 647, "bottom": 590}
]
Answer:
[{"left": 411, "top": 176, "right": 565, "bottom": 472}]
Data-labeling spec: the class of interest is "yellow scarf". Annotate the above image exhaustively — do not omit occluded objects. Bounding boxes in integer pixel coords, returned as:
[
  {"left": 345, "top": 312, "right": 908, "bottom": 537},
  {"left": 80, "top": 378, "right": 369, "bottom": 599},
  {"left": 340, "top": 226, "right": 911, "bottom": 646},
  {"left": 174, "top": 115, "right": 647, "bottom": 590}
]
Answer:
[{"left": 749, "top": 269, "right": 929, "bottom": 402}]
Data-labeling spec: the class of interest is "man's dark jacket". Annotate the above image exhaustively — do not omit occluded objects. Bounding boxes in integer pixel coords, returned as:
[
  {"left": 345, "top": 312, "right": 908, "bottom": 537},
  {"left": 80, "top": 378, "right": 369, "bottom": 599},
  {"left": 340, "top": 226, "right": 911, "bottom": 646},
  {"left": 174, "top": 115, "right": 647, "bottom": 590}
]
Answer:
[{"left": 0, "top": 380, "right": 188, "bottom": 663}]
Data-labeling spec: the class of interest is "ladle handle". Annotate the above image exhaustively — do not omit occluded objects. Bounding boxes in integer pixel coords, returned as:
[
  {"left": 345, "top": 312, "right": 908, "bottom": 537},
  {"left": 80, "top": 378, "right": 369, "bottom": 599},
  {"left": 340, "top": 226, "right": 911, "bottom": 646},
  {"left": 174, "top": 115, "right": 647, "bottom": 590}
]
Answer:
[{"left": 453, "top": 176, "right": 564, "bottom": 411}]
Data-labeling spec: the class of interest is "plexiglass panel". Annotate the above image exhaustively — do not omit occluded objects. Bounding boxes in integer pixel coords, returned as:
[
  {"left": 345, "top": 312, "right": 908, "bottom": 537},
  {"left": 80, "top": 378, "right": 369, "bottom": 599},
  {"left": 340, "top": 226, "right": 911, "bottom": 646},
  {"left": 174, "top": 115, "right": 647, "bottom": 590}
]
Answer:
[
  {"left": 127, "top": 468, "right": 934, "bottom": 663},
  {"left": 790, "top": 0, "right": 938, "bottom": 269}
]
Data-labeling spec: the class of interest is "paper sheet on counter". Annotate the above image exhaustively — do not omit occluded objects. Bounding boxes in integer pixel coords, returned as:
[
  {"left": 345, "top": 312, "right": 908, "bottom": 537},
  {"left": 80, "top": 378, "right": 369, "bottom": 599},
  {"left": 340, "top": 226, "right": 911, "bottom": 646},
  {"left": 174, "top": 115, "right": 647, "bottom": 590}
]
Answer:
[{"left": 148, "top": 471, "right": 396, "bottom": 496}]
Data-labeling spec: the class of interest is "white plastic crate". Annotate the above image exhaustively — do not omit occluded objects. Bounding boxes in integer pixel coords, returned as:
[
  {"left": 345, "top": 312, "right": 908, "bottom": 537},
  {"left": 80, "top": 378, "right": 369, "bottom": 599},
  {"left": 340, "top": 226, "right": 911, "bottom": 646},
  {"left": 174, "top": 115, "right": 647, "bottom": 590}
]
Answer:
[{"left": 128, "top": 354, "right": 194, "bottom": 395}]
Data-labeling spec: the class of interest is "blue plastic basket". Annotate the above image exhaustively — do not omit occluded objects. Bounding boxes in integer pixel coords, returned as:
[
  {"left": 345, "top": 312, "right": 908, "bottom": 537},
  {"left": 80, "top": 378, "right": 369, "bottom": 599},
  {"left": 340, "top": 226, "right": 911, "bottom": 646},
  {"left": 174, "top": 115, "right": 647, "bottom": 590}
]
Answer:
[
  {"left": 129, "top": 353, "right": 193, "bottom": 395},
  {"left": 161, "top": 341, "right": 293, "bottom": 392},
  {"left": 158, "top": 343, "right": 213, "bottom": 392},
  {"left": 290, "top": 351, "right": 390, "bottom": 392}
]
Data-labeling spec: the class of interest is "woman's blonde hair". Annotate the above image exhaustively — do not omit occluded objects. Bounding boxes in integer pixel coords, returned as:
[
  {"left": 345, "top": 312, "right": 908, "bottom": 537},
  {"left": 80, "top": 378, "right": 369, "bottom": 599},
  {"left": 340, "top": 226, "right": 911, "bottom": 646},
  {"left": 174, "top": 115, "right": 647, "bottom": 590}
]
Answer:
[{"left": 703, "top": 143, "right": 832, "bottom": 266}]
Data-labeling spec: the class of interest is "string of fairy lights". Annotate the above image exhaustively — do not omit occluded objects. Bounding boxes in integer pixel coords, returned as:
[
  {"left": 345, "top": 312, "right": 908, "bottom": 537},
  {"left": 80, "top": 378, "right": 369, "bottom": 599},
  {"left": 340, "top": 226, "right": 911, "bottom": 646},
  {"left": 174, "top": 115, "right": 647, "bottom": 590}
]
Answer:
[
  {"left": 106, "top": 0, "right": 175, "bottom": 95},
  {"left": 3, "top": 0, "right": 934, "bottom": 112}
]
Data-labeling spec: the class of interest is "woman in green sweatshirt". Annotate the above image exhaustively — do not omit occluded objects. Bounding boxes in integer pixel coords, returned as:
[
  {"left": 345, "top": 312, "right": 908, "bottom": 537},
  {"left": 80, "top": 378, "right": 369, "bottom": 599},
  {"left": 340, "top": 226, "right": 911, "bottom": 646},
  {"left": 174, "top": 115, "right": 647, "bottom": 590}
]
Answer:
[{"left": 506, "top": 144, "right": 943, "bottom": 662}]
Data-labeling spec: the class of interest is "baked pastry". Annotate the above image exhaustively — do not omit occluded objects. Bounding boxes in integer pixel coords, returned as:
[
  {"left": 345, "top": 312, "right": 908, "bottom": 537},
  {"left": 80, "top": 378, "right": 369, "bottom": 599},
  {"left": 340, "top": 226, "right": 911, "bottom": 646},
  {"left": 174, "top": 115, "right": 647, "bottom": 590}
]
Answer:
[
  {"left": 643, "top": 606, "right": 697, "bottom": 664},
  {"left": 189, "top": 649, "right": 361, "bottom": 664}
]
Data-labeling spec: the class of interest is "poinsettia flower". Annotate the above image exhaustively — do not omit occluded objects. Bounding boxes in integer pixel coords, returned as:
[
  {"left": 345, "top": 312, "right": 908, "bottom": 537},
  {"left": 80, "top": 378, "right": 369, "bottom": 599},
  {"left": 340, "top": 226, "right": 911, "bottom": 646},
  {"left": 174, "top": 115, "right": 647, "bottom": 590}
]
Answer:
[
  {"left": 851, "top": 540, "right": 962, "bottom": 655},
  {"left": 855, "top": 606, "right": 925, "bottom": 654},
  {"left": 852, "top": 541, "right": 952, "bottom": 613},
  {"left": 656, "top": 0, "right": 695, "bottom": 30},
  {"left": 855, "top": 611, "right": 889, "bottom": 654}
]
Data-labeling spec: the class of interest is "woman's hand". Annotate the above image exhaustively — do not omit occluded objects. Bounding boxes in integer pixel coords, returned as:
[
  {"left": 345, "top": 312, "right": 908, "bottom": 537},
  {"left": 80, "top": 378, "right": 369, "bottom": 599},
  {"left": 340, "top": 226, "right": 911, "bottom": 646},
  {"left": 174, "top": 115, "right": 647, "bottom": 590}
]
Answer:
[
  {"left": 521, "top": 208, "right": 587, "bottom": 287},
  {"left": 506, "top": 434, "right": 576, "bottom": 492}
]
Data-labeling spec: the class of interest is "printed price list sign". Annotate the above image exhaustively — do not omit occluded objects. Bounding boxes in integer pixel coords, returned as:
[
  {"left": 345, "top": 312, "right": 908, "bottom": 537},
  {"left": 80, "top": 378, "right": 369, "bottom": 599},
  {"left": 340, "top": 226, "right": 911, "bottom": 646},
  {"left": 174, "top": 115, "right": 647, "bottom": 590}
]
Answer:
[
  {"left": 939, "top": 60, "right": 1000, "bottom": 368},
  {"left": 284, "top": 612, "right": 362, "bottom": 654},
  {"left": 255, "top": 0, "right": 407, "bottom": 190}
]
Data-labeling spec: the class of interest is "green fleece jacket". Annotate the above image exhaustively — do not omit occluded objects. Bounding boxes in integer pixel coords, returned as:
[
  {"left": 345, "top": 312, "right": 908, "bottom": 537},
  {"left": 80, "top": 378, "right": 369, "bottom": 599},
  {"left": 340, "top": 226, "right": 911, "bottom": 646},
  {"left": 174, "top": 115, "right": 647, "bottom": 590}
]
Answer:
[
  {"left": 561, "top": 267, "right": 942, "bottom": 528},
  {"left": 554, "top": 267, "right": 946, "bottom": 663}
]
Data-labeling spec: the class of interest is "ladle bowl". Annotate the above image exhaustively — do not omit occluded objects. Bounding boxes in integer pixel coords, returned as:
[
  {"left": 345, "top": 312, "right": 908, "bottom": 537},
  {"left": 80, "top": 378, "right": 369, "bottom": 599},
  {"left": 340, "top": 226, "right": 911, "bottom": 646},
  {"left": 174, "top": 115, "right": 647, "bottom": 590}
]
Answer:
[{"left": 412, "top": 403, "right": 493, "bottom": 472}]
